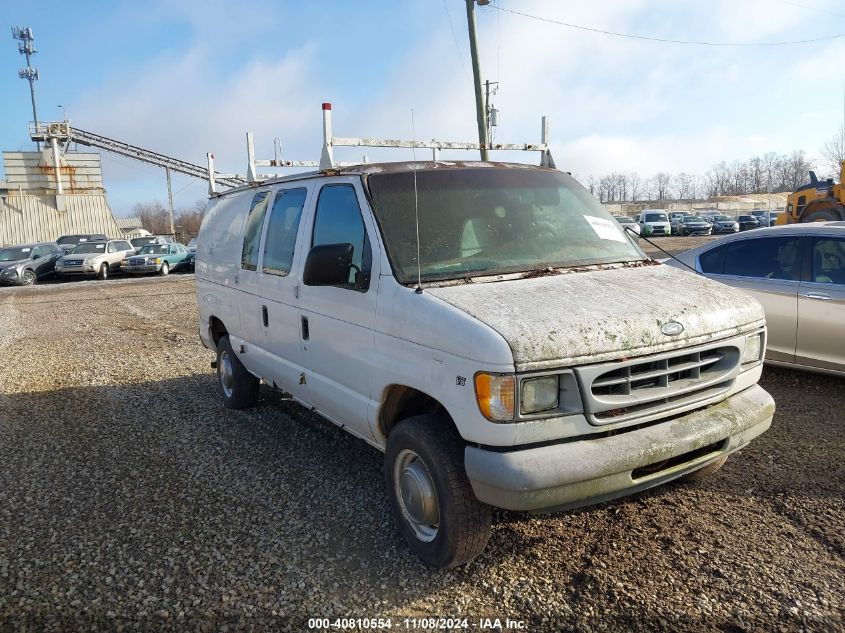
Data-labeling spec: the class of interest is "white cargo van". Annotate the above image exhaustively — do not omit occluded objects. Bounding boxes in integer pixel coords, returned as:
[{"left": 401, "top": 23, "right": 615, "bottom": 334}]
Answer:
[{"left": 196, "top": 162, "right": 774, "bottom": 568}]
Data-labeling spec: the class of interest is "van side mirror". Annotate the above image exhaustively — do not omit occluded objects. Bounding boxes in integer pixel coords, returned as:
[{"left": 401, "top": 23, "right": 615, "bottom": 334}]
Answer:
[{"left": 303, "top": 243, "right": 354, "bottom": 286}]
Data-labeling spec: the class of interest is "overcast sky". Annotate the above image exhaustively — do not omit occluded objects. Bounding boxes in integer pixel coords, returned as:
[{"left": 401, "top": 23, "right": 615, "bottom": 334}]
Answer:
[{"left": 2, "top": 0, "right": 844, "bottom": 216}]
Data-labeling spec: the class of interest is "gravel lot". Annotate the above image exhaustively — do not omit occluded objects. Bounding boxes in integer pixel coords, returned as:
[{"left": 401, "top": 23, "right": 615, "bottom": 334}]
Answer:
[{"left": 1, "top": 266, "right": 843, "bottom": 632}]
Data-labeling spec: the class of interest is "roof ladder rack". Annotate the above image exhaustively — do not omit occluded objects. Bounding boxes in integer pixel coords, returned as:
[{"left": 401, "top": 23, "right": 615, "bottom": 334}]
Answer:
[{"left": 207, "top": 102, "right": 555, "bottom": 194}]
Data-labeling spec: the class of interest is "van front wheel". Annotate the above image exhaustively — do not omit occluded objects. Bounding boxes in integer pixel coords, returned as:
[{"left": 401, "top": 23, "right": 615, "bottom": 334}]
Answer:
[
  {"left": 216, "top": 335, "right": 259, "bottom": 409},
  {"left": 385, "top": 415, "right": 491, "bottom": 568}
]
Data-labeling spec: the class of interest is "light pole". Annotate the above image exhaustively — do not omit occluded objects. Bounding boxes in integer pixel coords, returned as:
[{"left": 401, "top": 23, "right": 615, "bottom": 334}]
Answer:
[{"left": 465, "top": 0, "right": 489, "bottom": 160}]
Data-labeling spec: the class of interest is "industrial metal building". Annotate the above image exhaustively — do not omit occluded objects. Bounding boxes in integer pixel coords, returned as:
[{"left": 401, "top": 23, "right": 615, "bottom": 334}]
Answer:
[{"left": 0, "top": 149, "right": 131, "bottom": 246}]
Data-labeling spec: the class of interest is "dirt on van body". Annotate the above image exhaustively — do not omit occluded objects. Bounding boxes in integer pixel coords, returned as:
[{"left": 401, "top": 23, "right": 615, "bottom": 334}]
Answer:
[{"left": 1, "top": 273, "right": 843, "bottom": 632}]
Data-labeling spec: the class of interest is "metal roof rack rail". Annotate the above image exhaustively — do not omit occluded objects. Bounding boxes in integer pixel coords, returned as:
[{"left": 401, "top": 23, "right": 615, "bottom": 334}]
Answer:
[{"left": 207, "top": 102, "right": 555, "bottom": 195}]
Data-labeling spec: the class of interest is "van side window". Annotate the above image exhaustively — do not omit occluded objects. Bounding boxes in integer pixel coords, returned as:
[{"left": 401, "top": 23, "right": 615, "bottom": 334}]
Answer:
[
  {"left": 241, "top": 191, "right": 271, "bottom": 271},
  {"left": 311, "top": 185, "right": 371, "bottom": 290},
  {"left": 263, "top": 188, "right": 307, "bottom": 276}
]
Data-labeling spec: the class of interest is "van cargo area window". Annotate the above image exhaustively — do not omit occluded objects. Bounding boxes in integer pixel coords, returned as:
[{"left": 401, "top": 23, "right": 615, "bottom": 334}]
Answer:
[
  {"left": 366, "top": 168, "right": 645, "bottom": 284},
  {"left": 262, "top": 188, "right": 307, "bottom": 276},
  {"left": 312, "top": 185, "right": 371, "bottom": 290},
  {"left": 241, "top": 191, "right": 271, "bottom": 271}
]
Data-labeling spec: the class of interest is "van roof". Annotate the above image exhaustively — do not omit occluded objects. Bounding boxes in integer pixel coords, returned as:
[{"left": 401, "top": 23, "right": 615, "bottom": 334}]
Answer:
[{"left": 212, "top": 161, "right": 553, "bottom": 198}]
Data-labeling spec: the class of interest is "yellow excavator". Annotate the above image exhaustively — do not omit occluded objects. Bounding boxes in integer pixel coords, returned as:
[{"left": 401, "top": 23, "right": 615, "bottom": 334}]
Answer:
[{"left": 778, "top": 160, "right": 845, "bottom": 224}]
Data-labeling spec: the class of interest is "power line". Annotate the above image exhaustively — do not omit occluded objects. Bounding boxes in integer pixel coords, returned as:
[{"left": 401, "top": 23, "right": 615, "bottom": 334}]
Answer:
[
  {"left": 491, "top": 5, "right": 845, "bottom": 46},
  {"left": 442, "top": 0, "right": 471, "bottom": 80},
  {"left": 771, "top": 0, "right": 845, "bottom": 19}
]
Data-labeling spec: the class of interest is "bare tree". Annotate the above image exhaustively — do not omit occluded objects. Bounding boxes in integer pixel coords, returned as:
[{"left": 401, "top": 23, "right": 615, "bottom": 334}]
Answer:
[
  {"left": 673, "top": 173, "right": 694, "bottom": 200},
  {"left": 651, "top": 172, "right": 671, "bottom": 201},
  {"left": 176, "top": 199, "right": 207, "bottom": 240},
  {"left": 134, "top": 201, "right": 171, "bottom": 235},
  {"left": 821, "top": 125, "right": 845, "bottom": 179},
  {"left": 786, "top": 150, "right": 813, "bottom": 191},
  {"left": 629, "top": 172, "right": 642, "bottom": 202}
]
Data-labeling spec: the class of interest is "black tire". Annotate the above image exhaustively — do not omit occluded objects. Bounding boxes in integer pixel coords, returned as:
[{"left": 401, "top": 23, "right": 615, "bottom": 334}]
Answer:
[
  {"left": 802, "top": 206, "right": 843, "bottom": 223},
  {"left": 385, "top": 415, "right": 492, "bottom": 568},
  {"left": 160, "top": 261, "right": 170, "bottom": 276},
  {"left": 215, "top": 335, "right": 259, "bottom": 409},
  {"left": 98, "top": 263, "right": 108, "bottom": 280},
  {"left": 683, "top": 455, "right": 728, "bottom": 481},
  {"left": 21, "top": 269, "right": 37, "bottom": 286}
]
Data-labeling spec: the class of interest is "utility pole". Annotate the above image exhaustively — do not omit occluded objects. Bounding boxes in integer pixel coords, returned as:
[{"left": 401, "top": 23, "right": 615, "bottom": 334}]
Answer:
[
  {"left": 465, "top": 0, "right": 489, "bottom": 160},
  {"left": 165, "top": 167, "right": 175, "bottom": 236},
  {"left": 485, "top": 79, "right": 499, "bottom": 146},
  {"left": 12, "top": 26, "right": 40, "bottom": 150}
]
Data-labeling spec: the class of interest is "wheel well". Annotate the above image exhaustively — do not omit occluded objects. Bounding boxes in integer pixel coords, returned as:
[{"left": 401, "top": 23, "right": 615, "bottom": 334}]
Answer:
[
  {"left": 379, "top": 385, "right": 450, "bottom": 438},
  {"left": 209, "top": 317, "right": 227, "bottom": 346}
]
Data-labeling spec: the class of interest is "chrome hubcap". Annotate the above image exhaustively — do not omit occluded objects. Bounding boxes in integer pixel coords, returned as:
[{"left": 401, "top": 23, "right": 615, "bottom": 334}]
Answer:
[
  {"left": 219, "top": 349, "right": 234, "bottom": 398},
  {"left": 394, "top": 449, "right": 439, "bottom": 542},
  {"left": 22, "top": 272, "right": 35, "bottom": 285}
]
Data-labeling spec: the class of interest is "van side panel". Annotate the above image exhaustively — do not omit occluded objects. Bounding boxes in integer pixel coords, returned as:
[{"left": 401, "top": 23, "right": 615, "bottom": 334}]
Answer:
[
  {"left": 369, "top": 278, "right": 517, "bottom": 448},
  {"left": 195, "top": 191, "right": 254, "bottom": 351}
]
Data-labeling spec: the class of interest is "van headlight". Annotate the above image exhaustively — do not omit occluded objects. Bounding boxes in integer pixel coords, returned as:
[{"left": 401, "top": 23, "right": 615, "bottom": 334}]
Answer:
[
  {"left": 742, "top": 333, "right": 764, "bottom": 364},
  {"left": 474, "top": 374, "right": 515, "bottom": 421},
  {"left": 520, "top": 376, "right": 559, "bottom": 414}
]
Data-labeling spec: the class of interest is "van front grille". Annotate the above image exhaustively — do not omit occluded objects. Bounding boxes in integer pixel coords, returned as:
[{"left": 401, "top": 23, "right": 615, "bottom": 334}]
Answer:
[{"left": 576, "top": 340, "right": 742, "bottom": 426}]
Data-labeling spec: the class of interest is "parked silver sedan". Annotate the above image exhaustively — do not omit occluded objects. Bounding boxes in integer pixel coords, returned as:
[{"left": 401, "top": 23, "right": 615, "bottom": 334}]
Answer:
[{"left": 664, "top": 223, "right": 845, "bottom": 375}]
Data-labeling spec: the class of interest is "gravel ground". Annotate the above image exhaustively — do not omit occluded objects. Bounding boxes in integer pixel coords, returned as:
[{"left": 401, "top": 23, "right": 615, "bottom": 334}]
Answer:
[
  {"left": 637, "top": 234, "right": 721, "bottom": 258},
  {"left": 0, "top": 268, "right": 843, "bottom": 632}
]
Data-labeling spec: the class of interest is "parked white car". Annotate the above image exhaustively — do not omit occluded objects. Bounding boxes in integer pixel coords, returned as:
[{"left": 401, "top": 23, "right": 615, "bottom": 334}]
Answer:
[
  {"left": 55, "top": 239, "right": 135, "bottom": 279},
  {"left": 638, "top": 210, "right": 672, "bottom": 237},
  {"left": 196, "top": 162, "right": 774, "bottom": 568}
]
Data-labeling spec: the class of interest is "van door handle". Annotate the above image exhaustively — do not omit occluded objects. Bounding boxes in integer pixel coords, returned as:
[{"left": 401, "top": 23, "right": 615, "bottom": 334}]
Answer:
[
  {"left": 262, "top": 305, "right": 269, "bottom": 327},
  {"left": 803, "top": 292, "right": 831, "bottom": 301},
  {"left": 301, "top": 316, "right": 309, "bottom": 340}
]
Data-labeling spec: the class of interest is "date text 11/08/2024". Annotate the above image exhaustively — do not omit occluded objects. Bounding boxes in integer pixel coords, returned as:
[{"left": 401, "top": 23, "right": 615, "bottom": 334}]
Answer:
[{"left": 307, "top": 618, "right": 527, "bottom": 630}]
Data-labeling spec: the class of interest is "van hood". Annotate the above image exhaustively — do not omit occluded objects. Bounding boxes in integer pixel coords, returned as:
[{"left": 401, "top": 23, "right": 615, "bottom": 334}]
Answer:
[{"left": 426, "top": 264, "right": 765, "bottom": 371}]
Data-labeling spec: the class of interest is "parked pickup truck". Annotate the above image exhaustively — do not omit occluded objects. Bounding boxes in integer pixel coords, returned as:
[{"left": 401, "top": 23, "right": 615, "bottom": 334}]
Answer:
[{"left": 195, "top": 162, "right": 775, "bottom": 568}]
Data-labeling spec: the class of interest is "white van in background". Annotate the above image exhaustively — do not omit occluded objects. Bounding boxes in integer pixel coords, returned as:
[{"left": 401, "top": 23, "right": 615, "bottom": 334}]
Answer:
[
  {"left": 638, "top": 209, "right": 672, "bottom": 236},
  {"left": 196, "top": 162, "right": 774, "bottom": 568}
]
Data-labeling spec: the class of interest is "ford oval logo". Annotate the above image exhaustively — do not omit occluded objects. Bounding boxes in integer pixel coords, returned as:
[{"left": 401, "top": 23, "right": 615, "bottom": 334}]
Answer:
[{"left": 661, "top": 321, "right": 684, "bottom": 336}]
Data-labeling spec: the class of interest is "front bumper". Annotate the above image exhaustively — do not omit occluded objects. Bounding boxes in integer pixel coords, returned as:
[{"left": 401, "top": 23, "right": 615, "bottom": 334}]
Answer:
[
  {"left": 464, "top": 384, "right": 774, "bottom": 512},
  {"left": 123, "top": 265, "right": 160, "bottom": 274}
]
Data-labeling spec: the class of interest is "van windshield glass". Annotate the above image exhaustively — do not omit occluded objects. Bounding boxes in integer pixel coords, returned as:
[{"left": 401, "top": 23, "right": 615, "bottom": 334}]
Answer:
[
  {"left": 644, "top": 213, "right": 668, "bottom": 222},
  {"left": 366, "top": 168, "right": 645, "bottom": 283}
]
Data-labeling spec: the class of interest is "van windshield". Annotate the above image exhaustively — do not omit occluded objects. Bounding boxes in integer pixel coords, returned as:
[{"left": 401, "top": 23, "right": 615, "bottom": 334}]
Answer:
[
  {"left": 644, "top": 213, "right": 668, "bottom": 222},
  {"left": 366, "top": 168, "right": 645, "bottom": 283}
]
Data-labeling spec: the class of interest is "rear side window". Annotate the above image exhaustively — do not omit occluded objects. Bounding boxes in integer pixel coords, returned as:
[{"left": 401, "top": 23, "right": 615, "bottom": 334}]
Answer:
[
  {"left": 699, "top": 246, "right": 725, "bottom": 274},
  {"left": 312, "top": 185, "right": 371, "bottom": 290},
  {"left": 811, "top": 238, "right": 845, "bottom": 285},
  {"left": 722, "top": 237, "right": 801, "bottom": 281},
  {"left": 263, "top": 188, "right": 307, "bottom": 276},
  {"left": 241, "top": 191, "right": 271, "bottom": 271}
]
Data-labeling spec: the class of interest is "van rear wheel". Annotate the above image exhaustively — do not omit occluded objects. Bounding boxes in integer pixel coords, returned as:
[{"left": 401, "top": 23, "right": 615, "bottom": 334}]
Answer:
[
  {"left": 216, "top": 335, "right": 259, "bottom": 409},
  {"left": 385, "top": 415, "right": 491, "bottom": 568}
]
